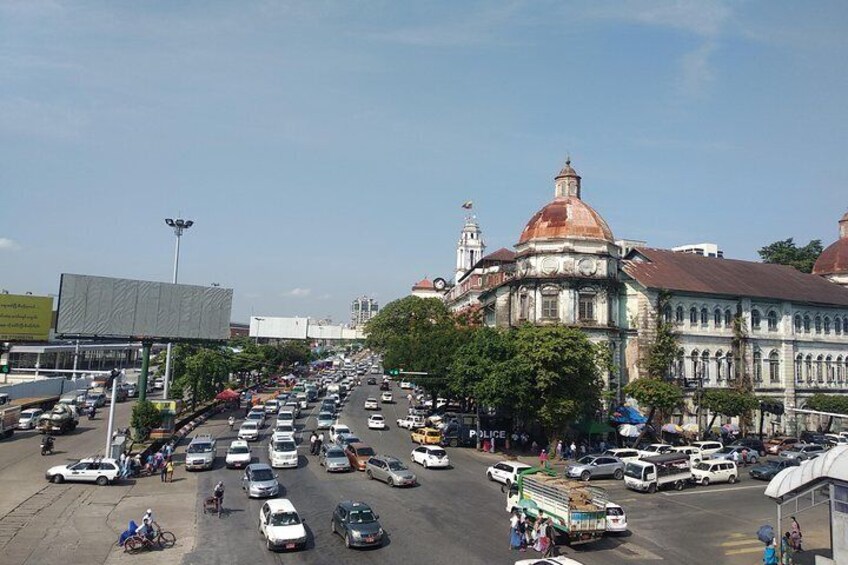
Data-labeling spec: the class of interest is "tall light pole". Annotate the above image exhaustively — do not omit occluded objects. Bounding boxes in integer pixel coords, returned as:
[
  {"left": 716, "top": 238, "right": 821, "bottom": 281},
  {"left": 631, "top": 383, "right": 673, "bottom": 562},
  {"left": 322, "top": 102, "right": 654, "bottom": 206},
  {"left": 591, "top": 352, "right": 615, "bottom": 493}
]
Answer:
[
  {"left": 254, "top": 317, "right": 265, "bottom": 345},
  {"left": 163, "top": 217, "right": 194, "bottom": 400}
]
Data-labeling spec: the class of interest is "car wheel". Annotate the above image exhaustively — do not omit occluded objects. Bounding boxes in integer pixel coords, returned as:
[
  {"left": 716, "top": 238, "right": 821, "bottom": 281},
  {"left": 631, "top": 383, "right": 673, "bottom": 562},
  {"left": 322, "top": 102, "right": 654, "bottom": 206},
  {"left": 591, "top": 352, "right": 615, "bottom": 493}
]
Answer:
[
  {"left": 581, "top": 471, "right": 591, "bottom": 481},
  {"left": 423, "top": 460, "right": 428, "bottom": 469},
  {"left": 331, "top": 521, "right": 337, "bottom": 536},
  {"left": 487, "top": 471, "right": 494, "bottom": 482},
  {"left": 366, "top": 470, "right": 373, "bottom": 480},
  {"left": 52, "top": 474, "right": 64, "bottom": 484},
  {"left": 647, "top": 483, "right": 656, "bottom": 494},
  {"left": 345, "top": 533, "right": 352, "bottom": 548},
  {"left": 701, "top": 477, "right": 710, "bottom": 486},
  {"left": 674, "top": 480, "right": 684, "bottom": 491},
  {"left": 728, "top": 475, "right": 736, "bottom": 484},
  {"left": 613, "top": 469, "right": 624, "bottom": 480},
  {"left": 266, "top": 538, "right": 273, "bottom": 551},
  {"left": 387, "top": 477, "right": 394, "bottom": 487},
  {"left": 96, "top": 476, "right": 109, "bottom": 486},
  {"left": 449, "top": 439, "right": 458, "bottom": 448},
  {"left": 505, "top": 479, "right": 512, "bottom": 488}
]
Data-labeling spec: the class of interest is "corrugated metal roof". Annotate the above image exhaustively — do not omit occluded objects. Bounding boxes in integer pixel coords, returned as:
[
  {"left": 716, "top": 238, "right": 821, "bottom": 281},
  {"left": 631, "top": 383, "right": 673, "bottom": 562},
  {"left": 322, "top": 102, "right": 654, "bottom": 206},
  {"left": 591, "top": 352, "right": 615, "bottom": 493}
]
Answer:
[
  {"left": 623, "top": 248, "right": 848, "bottom": 307},
  {"left": 764, "top": 445, "right": 848, "bottom": 501}
]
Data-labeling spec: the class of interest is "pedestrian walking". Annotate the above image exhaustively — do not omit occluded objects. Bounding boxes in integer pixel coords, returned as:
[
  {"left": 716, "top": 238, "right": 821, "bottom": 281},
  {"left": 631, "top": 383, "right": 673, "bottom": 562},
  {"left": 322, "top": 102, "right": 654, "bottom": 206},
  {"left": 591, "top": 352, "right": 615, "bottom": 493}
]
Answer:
[
  {"left": 780, "top": 532, "right": 794, "bottom": 564},
  {"left": 555, "top": 441, "right": 563, "bottom": 460},
  {"left": 482, "top": 439, "right": 491, "bottom": 453},
  {"left": 165, "top": 458, "right": 174, "bottom": 482},
  {"left": 790, "top": 516, "right": 802, "bottom": 551},
  {"left": 569, "top": 441, "right": 577, "bottom": 460},
  {"left": 732, "top": 450, "right": 740, "bottom": 466},
  {"left": 763, "top": 540, "right": 779, "bottom": 565},
  {"left": 309, "top": 432, "right": 318, "bottom": 455},
  {"left": 741, "top": 448, "right": 749, "bottom": 466},
  {"left": 539, "top": 449, "right": 549, "bottom": 469},
  {"left": 490, "top": 438, "right": 496, "bottom": 453},
  {"left": 542, "top": 517, "right": 556, "bottom": 557},
  {"left": 509, "top": 510, "right": 522, "bottom": 550},
  {"left": 159, "top": 458, "right": 168, "bottom": 482},
  {"left": 599, "top": 439, "right": 607, "bottom": 453}
]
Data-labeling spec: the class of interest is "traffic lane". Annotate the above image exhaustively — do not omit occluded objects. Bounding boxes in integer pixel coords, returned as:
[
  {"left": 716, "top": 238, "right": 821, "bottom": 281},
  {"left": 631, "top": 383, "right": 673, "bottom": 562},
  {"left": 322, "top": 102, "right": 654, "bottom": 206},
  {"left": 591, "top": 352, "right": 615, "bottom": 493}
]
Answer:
[{"left": 0, "top": 397, "right": 137, "bottom": 518}]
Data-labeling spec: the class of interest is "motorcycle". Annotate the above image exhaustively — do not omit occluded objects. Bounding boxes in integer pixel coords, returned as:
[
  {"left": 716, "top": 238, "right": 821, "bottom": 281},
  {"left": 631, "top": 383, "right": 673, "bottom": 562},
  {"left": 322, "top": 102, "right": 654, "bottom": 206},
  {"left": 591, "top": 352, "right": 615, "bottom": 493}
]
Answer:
[{"left": 41, "top": 437, "right": 54, "bottom": 456}]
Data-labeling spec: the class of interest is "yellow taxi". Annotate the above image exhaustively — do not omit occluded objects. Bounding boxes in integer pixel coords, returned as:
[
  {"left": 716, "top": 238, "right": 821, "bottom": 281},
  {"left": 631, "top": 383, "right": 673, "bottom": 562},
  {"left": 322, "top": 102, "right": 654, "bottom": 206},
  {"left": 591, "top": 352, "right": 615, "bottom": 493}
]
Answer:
[{"left": 411, "top": 427, "right": 442, "bottom": 445}]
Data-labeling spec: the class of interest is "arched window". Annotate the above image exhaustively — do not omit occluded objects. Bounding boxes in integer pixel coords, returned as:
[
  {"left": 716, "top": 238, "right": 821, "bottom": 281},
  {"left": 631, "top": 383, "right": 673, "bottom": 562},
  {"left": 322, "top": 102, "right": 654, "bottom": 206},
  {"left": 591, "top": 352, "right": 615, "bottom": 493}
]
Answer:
[
  {"left": 805, "top": 355, "right": 813, "bottom": 382},
  {"left": 689, "top": 307, "right": 698, "bottom": 326},
  {"left": 795, "top": 354, "right": 803, "bottom": 384},
  {"left": 837, "top": 356, "right": 844, "bottom": 383},
  {"left": 578, "top": 293, "right": 595, "bottom": 322},
  {"left": 715, "top": 350, "right": 724, "bottom": 381},
  {"left": 753, "top": 350, "right": 762, "bottom": 382},
  {"left": 824, "top": 317, "right": 831, "bottom": 334},
  {"left": 691, "top": 350, "right": 700, "bottom": 380},
  {"left": 804, "top": 315, "right": 811, "bottom": 333},
  {"left": 675, "top": 306, "right": 684, "bottom": 324},
  {"left": 701, "top": 351, "right": 711, "bottom": 381},
  {"left": 794, "top": 314, "right": 802, "bottom": 333},
  {"left": 836, "top": 317, "right": 842, "bottom": 335},
  {"left": 769, "top": 351, "right": 780, "bottom": 383},
  {"left": 843, "top": 318, "right": 848, "bottom": 334},
  {"left": 752, "top": 310, "right": 761, "bottom": 330},
  {"left": 816, "top": 355, "right": 824, "bottom": 383},
  {"left": 663, "top": 304, "right": 672, "bottom": 323},
  {"left": 700, "top": 307, "right": 708, "bottom": 326},
  {"left": 815, "top": 316, "right": 822, "bottom": 334},
  {"left": 714, "top": 308, "right": 722, "bottom": 327},
  {"left": 826, "top": 356, "right": 834, "bottom": 382},
  {"left": 767, "top": 311, "right": 778, "bottom": 331},
  {"left": 724, "top": 309, "right": 732, "bottom": 328}
]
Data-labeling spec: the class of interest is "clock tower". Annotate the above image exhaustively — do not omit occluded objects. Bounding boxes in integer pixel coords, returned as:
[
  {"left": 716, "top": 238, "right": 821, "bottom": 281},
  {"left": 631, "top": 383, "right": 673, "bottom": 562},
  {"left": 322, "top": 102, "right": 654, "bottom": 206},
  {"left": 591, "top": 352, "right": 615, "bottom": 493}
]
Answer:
[{"left": 456, "top": 215, "right": 486, "bottom": 282}]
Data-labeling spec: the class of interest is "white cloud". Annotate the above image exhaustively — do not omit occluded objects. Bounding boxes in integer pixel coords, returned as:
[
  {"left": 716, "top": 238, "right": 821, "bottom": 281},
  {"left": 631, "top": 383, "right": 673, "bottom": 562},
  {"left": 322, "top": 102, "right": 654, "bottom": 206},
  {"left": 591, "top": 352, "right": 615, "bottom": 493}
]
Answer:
[
  {"left": 285, "top": 288, "right": 311, "bottom": 297},
  {"left": 0, "top": 238, "right": 21, "bottom": 251},
  {"left": 678, "top": 40, "right": 717, "bottom": 97}
]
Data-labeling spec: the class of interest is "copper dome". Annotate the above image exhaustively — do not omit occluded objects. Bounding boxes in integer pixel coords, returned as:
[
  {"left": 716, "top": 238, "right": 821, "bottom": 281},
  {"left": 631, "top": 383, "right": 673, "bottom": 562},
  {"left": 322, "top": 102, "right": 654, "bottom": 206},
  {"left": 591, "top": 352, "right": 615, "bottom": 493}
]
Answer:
[
  {"left": 813, "top": 211, "right": 848, "bottom": 276},
  {"left": 518, "top": 196, "right": 614, "bottom": 245}
]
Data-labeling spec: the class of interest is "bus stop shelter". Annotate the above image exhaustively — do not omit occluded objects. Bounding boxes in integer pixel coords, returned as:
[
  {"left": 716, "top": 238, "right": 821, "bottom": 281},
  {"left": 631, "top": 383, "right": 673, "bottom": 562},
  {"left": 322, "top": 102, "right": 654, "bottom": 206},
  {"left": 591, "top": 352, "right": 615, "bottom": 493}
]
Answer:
[{"left": 764, "top": 445, "right": 848, "bottom": 564}]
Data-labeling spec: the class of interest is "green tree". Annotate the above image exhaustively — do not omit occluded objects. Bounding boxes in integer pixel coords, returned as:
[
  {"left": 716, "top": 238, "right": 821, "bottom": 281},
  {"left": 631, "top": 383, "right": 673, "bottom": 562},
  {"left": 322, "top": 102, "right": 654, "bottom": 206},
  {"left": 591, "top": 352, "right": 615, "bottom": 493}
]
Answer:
[
  {"left": 172, "top": 347, "right": 231, "bottom": 409},
  {"left": 699, "top": 388, "right": 759, "bottom": 432},
  {"left": 806, "top": 393, "right": 848, "bottom": 432},
  {"left": 758, "top": 238, "right": 823, "bottom": 273},
  {"left": 131, "top": 399, "right": 162, "bottom": 441},
  {"left": 643, "top": 291, "right": 681, "bottom": 380},
  {"left": 624, "top": 378, "right": 683, "bottom": 447},
  {"left": 513, "top": 325, "right": 604, "bottom": 443}
]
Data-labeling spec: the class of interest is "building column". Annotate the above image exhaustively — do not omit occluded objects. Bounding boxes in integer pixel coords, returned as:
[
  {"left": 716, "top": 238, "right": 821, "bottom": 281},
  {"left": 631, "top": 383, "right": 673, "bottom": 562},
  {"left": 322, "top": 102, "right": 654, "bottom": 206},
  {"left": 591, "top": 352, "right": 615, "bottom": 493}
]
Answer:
[{"left": 781, "top": 340, "right": 796, "bottom": 436}]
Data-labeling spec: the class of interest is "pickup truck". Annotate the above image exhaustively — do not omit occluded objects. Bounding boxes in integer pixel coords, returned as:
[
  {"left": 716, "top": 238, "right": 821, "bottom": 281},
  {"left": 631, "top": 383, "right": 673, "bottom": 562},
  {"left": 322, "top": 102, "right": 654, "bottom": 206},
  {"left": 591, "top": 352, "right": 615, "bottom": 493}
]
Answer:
[{"left": 396, "top": 415, "right": 426, "bottom": 430}]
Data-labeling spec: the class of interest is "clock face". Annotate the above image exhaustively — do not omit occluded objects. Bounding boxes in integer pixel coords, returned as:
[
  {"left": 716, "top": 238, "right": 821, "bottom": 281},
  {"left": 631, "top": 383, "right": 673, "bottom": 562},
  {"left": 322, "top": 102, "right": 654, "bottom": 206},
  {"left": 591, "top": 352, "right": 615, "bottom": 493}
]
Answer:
[
  {"left": 433, "top": 278, "right": 447, "bottom": 290},
  {"left": 578, "top": 258, "right": 597, "bottom": 276}
]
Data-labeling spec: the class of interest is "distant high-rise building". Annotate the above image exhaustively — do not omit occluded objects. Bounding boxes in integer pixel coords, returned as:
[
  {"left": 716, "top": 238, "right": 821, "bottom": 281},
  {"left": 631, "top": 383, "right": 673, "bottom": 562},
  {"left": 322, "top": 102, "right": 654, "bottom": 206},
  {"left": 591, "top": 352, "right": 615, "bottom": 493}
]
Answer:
[
  {"left": 672, "top": 243, "right": 724, "bottom": 258},
  {"left": 350, "top": 296, "right": 379, "bottom": 328}
]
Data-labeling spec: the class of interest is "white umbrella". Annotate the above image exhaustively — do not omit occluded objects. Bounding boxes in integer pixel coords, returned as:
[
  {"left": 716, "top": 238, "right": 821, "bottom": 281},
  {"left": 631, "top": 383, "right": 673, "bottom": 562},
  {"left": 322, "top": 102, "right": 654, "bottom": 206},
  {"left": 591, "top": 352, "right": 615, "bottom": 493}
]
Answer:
[
  {"left": 682, "top": 423, "right": 699, "bottom": 433},
  {"left": 619, "top": 424, "right": 641, "bottom": 437}
]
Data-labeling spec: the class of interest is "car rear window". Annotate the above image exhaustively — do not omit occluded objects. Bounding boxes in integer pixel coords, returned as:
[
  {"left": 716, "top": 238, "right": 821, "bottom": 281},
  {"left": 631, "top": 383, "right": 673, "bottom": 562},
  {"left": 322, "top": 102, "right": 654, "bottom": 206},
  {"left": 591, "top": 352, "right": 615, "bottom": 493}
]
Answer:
[{"left": 356, "top": 447, "right": 375, "bottom": 456}]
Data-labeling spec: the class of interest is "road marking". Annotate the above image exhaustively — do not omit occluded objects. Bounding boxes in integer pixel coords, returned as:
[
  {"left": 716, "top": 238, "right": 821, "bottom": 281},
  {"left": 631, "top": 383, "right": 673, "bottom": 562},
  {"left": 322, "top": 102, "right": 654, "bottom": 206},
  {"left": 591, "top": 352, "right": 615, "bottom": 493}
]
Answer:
[
  {"left": 724, "top": 546, "right": 766, "bottom": 556},
  {"left": 720, "top": 539, "right": 762, "bottom": 547},
  {"left": 661, "top": 484, "right": 766, "bottom": 497}
]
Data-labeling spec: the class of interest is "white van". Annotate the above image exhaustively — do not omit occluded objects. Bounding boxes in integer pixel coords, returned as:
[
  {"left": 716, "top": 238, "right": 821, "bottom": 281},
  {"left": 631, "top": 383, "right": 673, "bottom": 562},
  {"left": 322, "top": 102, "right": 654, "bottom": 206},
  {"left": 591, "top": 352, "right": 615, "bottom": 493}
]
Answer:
[
  {"left": 264, "top": 399, "right": 280, "bottom": 415},
  {"left": 624, "top": 453, "right": 691, "bottom": 493}
]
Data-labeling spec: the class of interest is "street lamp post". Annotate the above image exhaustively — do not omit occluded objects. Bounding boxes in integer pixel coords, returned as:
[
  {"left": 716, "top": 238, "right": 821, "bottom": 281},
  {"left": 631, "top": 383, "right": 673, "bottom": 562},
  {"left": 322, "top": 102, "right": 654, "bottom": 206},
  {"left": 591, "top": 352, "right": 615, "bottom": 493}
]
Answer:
[
  {"left": 255, "top": 317, "right": 265, "bottom": 345},
  {"left": 163, "top": 218, "right": 194, "bottom": 400}
]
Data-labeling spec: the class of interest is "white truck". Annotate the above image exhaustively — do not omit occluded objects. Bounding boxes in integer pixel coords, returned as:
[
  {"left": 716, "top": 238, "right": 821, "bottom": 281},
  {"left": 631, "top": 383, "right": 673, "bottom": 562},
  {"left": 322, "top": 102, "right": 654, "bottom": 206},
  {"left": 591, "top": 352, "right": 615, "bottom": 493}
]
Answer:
[
  {"left": 1, "top": 404, "right": 22, "bottom": 439},
  {"left": 624, "top": 452, "right": 692, "bottom": 493},
  {"left": 505, "top": 468, "right": 608, "bottom": 545}
]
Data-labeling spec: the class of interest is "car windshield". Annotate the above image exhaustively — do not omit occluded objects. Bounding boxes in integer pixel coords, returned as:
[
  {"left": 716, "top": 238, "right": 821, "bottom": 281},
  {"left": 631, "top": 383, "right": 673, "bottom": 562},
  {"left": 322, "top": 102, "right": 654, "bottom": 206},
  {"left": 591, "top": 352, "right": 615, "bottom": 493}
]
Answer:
[
  {"left": 428, "top": 449, "right": 447, "bottom": 457},
  {"left": 273, "top": 441, "right": 296, "bottom": 452},
  {"left": 242, "top": 423, "right": 257, "bottom": 430},
  {"left": 388, "top": 461, "right": 407, "bottom": 471},
  {"left": 577, "top": 456, "right": 595, "bottom": 465},
  {"left": 187, "top": 443, "right": 213, "bottom": 453},
  {"left": 229, "top": 446, "right": 249, "bottom": 454},
  {"left": 356, "top": 447, "right": 375, "bottom": 456},
  {"left": 606, "top": 506, "right": 624, "bottom": 516},
  {"left": 694, "top": 462, "right": 712, "bottom": 471},
  {"left": 348, "top": 509, "right": 376, "bottom": 524},
  {"left": 251, "top": 469, "right": 275, "bottom": 481},
  {"left": 716, "top": 447, "right": 734, "bottom": 454},
  {"left": 371, "top": 415, "right": 383, "bottom": 420},
  {"left": 327, "top": 449, "right": 345, "bottom": 458},
  {"left": 247, "top": 413, "right": 262, "bottom": 420},
  {"left": 624, "top": 462, "right": 645, "bottom": 480},
  {"left": 270, "top": 512, "right": 300, "bottom": 527},
  {"left": 276, "top": 425, "right": 293, "bottom": 432},
  {"left": 319, "top": 413, "right": 333, "bottom": 419}
]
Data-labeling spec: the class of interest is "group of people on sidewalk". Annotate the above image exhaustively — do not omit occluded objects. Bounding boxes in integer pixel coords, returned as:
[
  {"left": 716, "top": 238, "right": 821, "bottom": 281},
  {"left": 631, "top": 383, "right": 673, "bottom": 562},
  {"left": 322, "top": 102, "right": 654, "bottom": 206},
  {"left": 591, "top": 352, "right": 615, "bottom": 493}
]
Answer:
[
  {"left": 763, "top": 516, "right": 803, "bottom": 565},
  {"left": 308, "top": 432, "right": 326, "bottom": 455},
  {"left": 509, "top": 509, "right": 556, "bottom": 556}
]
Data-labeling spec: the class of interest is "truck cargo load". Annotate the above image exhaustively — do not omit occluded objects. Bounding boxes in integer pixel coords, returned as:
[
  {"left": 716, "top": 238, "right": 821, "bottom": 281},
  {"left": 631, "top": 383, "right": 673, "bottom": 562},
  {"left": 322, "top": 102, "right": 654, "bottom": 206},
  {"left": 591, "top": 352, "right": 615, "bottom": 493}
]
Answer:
[
  {"left": 506, "top": 468, "right": 608, "bottom": 545},
  {"left": 1, "top": 405, "right": 22, "bottom": 439},
  {"left": 624, "top": 452, "right": 692, "bottom": 493},
  {"left": 37, "top": 403, "right": 79, "bottom": 435}
]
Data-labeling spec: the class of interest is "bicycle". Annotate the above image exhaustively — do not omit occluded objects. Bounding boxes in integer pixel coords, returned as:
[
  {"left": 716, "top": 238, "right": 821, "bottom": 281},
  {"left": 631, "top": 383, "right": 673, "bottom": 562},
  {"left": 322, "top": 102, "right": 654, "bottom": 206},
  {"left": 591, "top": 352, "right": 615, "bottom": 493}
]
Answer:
[{"left": 123, "top": 528, "right": 177, "bottom": 553}]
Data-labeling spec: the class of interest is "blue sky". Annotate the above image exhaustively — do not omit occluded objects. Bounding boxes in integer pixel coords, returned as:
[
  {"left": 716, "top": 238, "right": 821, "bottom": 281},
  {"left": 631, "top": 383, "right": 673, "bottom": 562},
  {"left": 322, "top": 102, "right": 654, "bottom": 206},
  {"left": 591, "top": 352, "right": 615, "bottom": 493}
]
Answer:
[{"left": 2, "top": 1, "right": 847, "bottom": 324}]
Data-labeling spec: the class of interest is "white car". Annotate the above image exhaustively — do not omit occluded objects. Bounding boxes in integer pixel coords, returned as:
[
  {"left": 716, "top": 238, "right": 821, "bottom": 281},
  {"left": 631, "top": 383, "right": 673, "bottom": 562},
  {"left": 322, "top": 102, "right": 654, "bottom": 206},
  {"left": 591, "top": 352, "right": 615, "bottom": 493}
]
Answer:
[
  {"left": 239, "top": 421, "right": 260, "bottom": 441},
  {"left": 691, "top": 460, "right": 738, "bottom": 486},
  {"left": 486, "top": 461, "right": 533, "bottom": 486},
  {"left": 602, "top": 448, "right": 641, "bottom": 463},
  {"left": 153, "top": 378, "right": 165, "bottom": 390},
  {"left": 691, "top": 441, "right": 724, "bottom": 456},
  {"left": 368, "top": 414, "right": 386, "bottom": 430},
  {"left": 364, "top": 398, "right": 379, "bottom": 410},
  {"left": 273, "top": 422, "right": 296, "bottom": 441},
  {"left": 637, "top": 443, "right": 674, "bottom": 458},
  {"left": 268, "top": 437, "right": 299, "bottom": 469},
  {"left": 329, "top": 424, "right": 351, "bottom": 444},
  {"left": 605, "top": 502, "right": 628, "bottom": 533},
  {"left": 45, "top": 457, "right": 120, "bottom": 486},
  {"left": 380, "top": 392, "right": 393, "bottom": 403},
  {"left": 18, "top": 408, "right": 44, "bottom": 430},
  {"left": 397, "top": 415, "right": 426, "bottom": 429},
  {"left": 411, "top": 445, "right": 450, "bottom": 469},
  {"left": 226, "top": 440, "right": 252, "bottom": 469},
  {"left": 258, "top": 499, "right": 307, "bottom": 551}
]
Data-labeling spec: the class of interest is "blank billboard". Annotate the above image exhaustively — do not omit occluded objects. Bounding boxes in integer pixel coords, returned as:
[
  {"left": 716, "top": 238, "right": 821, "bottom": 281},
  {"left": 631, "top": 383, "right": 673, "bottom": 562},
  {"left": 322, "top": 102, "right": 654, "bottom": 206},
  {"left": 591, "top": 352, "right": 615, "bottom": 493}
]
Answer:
[
  {"left": 56, "top": 274, "right": 233, "bottom": 341},
  {"left": 250, "top": 316, "right": 308, "bottom": 340}
]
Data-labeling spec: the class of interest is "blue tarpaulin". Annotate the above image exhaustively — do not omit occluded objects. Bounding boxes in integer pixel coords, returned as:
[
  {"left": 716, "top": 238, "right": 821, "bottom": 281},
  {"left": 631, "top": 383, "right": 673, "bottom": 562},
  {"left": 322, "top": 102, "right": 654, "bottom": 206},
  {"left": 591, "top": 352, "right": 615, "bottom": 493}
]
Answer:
[{"left": 611, "top": 406, "right": 648, "bottom": 425}]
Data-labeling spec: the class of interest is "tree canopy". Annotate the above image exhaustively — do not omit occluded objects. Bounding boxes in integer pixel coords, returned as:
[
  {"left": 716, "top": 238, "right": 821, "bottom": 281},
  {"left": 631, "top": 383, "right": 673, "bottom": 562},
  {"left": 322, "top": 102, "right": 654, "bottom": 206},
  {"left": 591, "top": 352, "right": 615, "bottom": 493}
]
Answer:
[
  {"left": 758, "top": 238, "right": 823, "bottom": 273},
  {"left": 806, "top": 393, "right": 848, "bottom": 415}
]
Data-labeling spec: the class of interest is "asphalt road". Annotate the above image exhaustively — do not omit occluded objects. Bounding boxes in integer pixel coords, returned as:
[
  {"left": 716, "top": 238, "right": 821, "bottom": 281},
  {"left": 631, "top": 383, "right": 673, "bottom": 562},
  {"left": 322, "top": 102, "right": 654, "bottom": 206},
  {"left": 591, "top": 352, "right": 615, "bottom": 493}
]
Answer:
[{"left": 179, "top": 382, "right": 824, "bottom": 565}]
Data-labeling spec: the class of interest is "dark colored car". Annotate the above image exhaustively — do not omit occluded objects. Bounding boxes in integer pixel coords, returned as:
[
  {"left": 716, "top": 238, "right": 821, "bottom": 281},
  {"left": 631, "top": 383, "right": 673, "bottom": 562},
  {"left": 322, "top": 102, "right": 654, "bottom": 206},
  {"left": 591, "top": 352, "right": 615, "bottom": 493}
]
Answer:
[
  {"left": 800, "top": 431, "right": 830, "bottom": 446},
  {"left": 379, "top": 381, "right": 390, "bottom": 391},
  {"left": 345, "top": 443, "right": 376, "bottom": 471},
  {"left": 367, "top": 377, "right": 377, "bottom": 385},
  {"left": 749, "top": 458, "right": 801, "bottom": 480},
  {"left": 331, "top": 501, "right": 384, "bottom": 548},
  {"left": 730, "top": 438, "right": 766, "bottom": 456}
]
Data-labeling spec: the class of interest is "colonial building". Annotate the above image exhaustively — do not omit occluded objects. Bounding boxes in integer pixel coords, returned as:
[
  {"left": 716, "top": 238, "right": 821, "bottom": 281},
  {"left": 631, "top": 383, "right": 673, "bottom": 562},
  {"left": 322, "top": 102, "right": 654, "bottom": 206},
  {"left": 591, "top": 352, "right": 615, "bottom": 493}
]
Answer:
[
  {"left": 472, "top": 159, "right": 848, "bottom": 433},
  {"left": 410, "top": 278, "right": 443, "bottom": 300}
]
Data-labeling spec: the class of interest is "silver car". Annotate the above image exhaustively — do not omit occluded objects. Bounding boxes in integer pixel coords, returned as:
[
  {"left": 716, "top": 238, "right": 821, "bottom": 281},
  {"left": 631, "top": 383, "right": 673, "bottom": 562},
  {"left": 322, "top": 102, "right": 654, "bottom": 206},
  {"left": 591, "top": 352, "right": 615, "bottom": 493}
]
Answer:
[
  {"left": 242, "top": 463, "right": 280, "bottom": 498},
  {"left": 780, "top": 443, "right": 826, "bottom": 461},
  {"left": 365, "top": 455, "right": 417, "bottom": 487},
  {"left": 565, "top": 455, "right": 624, "bottom": 481},
  {"left": 319, "top": 445, "right": 351, "bottom": 472},
  {"left": 316, "top": 412, "right": 336, "bottom": 430}
]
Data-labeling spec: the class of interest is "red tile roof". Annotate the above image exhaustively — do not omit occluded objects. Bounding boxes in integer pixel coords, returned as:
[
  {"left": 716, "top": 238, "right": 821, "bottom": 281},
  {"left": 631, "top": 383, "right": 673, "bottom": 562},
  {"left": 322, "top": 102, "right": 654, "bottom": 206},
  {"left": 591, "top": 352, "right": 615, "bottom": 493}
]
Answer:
[
  {"left": 412, "top": 278, "right": 434, "bottom": 290},
  {"left": 480, "top": 248, "right": 516, "bottom": 263},
  {"left": 518, "top": 197, "right": 614, "bottom": 244},
  {"left": 623, "top": 248, "right": 848, "bottom": 307}
]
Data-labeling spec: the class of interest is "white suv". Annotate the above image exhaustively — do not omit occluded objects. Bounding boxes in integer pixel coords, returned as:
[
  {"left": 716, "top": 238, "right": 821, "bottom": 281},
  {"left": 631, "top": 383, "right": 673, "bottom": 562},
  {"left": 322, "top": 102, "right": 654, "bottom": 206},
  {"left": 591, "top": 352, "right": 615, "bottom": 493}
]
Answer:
[
  {"left": 691, "top": 460, "right": 738, "bottom": 486},
  {"left": 486, "top": 461, "right": 533, "bottom": 486},
  {"left": 691, "top": 441, "right": 724, "bottom": 456}
]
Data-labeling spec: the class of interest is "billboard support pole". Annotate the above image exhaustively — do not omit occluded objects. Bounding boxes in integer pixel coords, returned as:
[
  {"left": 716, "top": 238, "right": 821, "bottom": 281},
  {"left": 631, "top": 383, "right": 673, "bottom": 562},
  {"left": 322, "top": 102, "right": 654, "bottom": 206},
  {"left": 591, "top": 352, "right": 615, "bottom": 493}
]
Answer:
[
  {"left": 105, "top": 377, "right": 118, "bottom": 457},
  {"left": 138, "top": 341, "right": 152, "bottom": 403}
]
